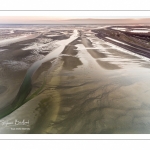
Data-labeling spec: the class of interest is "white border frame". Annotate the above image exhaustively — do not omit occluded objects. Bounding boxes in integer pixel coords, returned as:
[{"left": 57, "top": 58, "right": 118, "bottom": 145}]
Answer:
[{"left": 0, "top": 10, "right": 150, "bottom": 139}]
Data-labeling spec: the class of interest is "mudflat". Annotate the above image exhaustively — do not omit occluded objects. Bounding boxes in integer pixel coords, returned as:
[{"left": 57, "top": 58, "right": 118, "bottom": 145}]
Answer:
[{"left": 0, "top": 25, "right": 150, "bottom": 134}]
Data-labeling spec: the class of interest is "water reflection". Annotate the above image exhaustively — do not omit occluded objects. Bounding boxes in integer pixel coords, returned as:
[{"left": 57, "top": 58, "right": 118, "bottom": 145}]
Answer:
[
  {"left": 1, "top": 29, "right": 150, "bottom": 134},
  {"left": 62, "top": 56, "right": 83, "bottom": 71},
  {"left": 96, "top": 60, "right": 121, "bottom": 70},
  {"left": 44, "top": 34, "right": 150, "bottom": 134}
]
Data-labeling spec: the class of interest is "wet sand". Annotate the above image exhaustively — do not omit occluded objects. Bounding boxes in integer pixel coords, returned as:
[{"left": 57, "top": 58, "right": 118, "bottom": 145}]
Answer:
[
  {"left": 93, "top": 27, "right": 150, "bottom": 58},
  {"left": 31, "top": 33, "right": 150, "bottom": 133},
  {"left": 0, "top": 39, "right": 44, "bottom": 109},
  {"left": 40, "top": 32, "right": 150, "bottom": 134},
  {"left": 1, "top": 28, "right": 150, "bottom": 134},
  {"left": 96, "top": 60, "right": 121, "bottom": 70},
  {"left": 0, "top": 30, "right": 70, "bottom": 110}
]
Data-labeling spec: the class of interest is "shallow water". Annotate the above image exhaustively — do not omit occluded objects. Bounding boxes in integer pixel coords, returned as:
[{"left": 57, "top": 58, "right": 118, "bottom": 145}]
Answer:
[
  {"left": 34, "top": 34, "right": 150, "bottom": 133},
  {"left": 52, "top": 33, "right": 150, "bottom": 133},
  {"left": 1, "top": 29, "right": 150, "bottom": 134},
  {"left": 0, "top": 30, "right": 78, "bottom": 120}
]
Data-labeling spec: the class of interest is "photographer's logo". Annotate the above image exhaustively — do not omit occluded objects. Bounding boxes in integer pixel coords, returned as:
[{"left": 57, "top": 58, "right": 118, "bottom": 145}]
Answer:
[{"left": 0, "top": 119, "right": 30, "bottom": 131}]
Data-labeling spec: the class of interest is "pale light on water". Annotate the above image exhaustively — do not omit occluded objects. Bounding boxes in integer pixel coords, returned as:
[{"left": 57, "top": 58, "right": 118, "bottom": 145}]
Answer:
[{"left": 0, "top": 27, "right": 150, "bottom": 133}]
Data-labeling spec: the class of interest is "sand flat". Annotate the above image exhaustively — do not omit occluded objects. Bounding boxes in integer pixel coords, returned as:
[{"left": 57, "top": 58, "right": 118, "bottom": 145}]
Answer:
[{"left": 1, "top": 26, "right": 150, "bottom": 134}]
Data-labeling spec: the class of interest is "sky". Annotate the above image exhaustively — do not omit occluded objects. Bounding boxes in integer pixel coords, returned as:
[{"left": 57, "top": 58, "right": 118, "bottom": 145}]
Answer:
[{"left": 0, "top": 16, "right": 150, "bottom": 24}]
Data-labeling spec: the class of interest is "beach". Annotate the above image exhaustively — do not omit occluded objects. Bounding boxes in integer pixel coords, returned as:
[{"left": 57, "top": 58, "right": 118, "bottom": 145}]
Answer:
[{"left": 0, "top": 25, "right": 150, "bottom": 133}]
